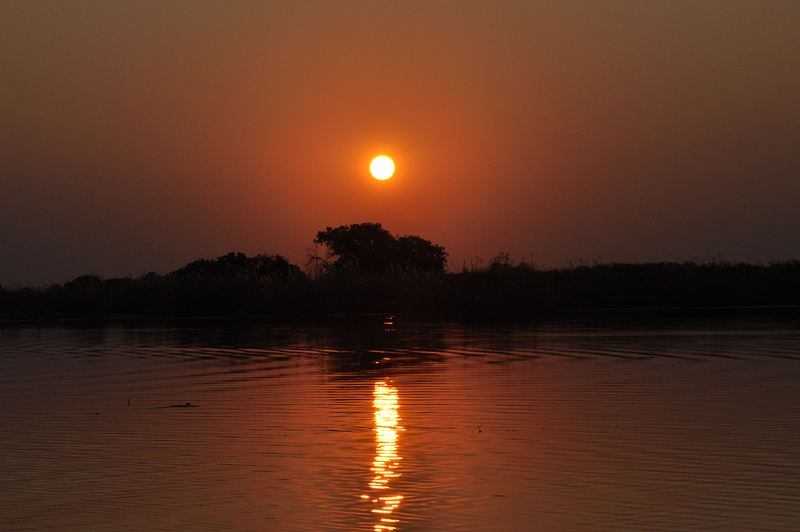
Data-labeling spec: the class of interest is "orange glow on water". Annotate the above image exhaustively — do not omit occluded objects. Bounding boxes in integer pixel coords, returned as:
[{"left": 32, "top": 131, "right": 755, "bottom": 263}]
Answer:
[{"left": 364, "top": 380, "right": 404, "bottom": 530}]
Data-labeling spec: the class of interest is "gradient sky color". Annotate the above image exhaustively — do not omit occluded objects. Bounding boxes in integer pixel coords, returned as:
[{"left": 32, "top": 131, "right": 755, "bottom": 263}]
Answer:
[{"left": 2, "top": 1, "right": 799, "bottom": 285}]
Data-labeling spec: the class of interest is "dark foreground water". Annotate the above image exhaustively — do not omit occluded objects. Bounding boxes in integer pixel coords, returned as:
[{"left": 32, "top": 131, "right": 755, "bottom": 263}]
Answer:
[{"left": 2, "top": 312, "right": 800, "bottom": 531}]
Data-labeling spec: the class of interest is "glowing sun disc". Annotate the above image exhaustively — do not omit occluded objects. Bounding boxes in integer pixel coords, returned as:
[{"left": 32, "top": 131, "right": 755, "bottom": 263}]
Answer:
[{"left": 370, "top": 156, "right": 395, "bottom": 180}]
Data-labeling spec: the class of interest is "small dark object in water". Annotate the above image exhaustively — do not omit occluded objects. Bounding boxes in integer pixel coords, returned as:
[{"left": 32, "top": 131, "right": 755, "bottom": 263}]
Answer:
[{"left": 157, "top": 402, "right": 199, "bottom": 409}]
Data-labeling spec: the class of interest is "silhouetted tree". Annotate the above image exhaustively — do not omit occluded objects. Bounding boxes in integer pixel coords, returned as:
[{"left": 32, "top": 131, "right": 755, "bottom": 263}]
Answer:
[
  {"left": 312, "top": 222, "right": 447, "bottom": 275},
  {"left": 171, "top": 252, "right": 304, "bottom": 281},
  {"left": 395, "top": 235, "right": 447, "bottom": 274}
]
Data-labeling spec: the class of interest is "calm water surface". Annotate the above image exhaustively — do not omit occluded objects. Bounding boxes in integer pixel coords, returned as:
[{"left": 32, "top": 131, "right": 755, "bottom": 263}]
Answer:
[{"left": 2, "top": 313, "right": 800, "bottom": 531}]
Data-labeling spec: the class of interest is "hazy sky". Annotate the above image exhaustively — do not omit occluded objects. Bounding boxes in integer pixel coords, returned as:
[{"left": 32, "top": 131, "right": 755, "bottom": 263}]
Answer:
[{"left": 2, "top": 1, "right": 799, "bottom": 285}]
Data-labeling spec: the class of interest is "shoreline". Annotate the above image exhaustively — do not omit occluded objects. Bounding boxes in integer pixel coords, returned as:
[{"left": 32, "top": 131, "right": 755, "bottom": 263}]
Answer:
[{"left": 2, "top": 260, "right": 799, "bottom": 322}]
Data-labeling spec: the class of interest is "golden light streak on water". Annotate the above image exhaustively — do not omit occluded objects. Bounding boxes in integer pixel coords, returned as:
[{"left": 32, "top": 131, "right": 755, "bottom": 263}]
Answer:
[{"left": 364, "top": 380, "right": 404, "bottom": 531}]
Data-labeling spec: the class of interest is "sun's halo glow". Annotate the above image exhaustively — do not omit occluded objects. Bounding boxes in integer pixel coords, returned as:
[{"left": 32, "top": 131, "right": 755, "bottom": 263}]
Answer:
[{"left": 370, "top": 156, "right": 395, "bottom": 180}]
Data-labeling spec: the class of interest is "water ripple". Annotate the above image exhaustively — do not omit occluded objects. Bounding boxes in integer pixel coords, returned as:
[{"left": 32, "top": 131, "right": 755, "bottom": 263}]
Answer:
[{"left": 2, "top": 318, "right": 800, "bottom": 530}]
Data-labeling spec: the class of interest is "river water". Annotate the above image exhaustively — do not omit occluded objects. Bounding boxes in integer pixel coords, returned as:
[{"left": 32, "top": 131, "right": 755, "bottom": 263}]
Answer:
[{"left": 2, "top": 312, "right": 800, "bottom": 531}]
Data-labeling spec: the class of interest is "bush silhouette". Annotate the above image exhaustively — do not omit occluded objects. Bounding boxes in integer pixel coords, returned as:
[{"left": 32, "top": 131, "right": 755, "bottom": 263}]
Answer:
[{"left": 171, "top": 252, "right": 304, "bottom": 282}]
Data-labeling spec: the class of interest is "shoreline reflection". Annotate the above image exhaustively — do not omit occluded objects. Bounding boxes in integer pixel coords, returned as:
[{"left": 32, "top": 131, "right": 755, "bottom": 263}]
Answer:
[{"left": 363, "top": 380, "right": 404, "bottom": 531}]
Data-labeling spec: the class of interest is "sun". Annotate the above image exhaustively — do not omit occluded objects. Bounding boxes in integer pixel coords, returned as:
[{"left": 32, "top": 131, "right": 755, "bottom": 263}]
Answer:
[{"left": 370, "top": 156, "right": 395, "bottom": 180}]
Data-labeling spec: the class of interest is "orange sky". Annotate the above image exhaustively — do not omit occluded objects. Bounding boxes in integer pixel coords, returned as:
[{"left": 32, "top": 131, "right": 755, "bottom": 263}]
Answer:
[{"left": 2, "top": 1, "right": 799, "bottom": 285}]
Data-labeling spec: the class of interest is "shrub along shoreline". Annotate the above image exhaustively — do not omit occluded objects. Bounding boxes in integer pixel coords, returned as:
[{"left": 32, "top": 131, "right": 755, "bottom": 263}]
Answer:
[{"left": 2, "top": 255, "right": 799, "bottom": 320}]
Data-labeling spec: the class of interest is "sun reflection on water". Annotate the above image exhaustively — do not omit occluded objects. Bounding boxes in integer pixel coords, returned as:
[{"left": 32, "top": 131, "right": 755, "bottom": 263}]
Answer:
[{"left": 364, "top": 380, "right": 404, "bottom": 531}]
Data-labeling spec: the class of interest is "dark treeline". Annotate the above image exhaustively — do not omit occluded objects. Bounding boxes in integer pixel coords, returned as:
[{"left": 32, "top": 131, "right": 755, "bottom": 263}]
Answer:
[{"left": 2, "top": 223, "right": 800, "bottom": 320}]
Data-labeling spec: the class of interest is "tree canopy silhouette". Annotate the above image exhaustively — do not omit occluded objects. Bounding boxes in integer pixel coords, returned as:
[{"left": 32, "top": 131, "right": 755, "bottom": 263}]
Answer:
[
  {"left": 171, "top": 252, "right": 304, "bottom": 281},
  {"left": 312, "top": 223, "right": 447, "bottom": 275}
]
